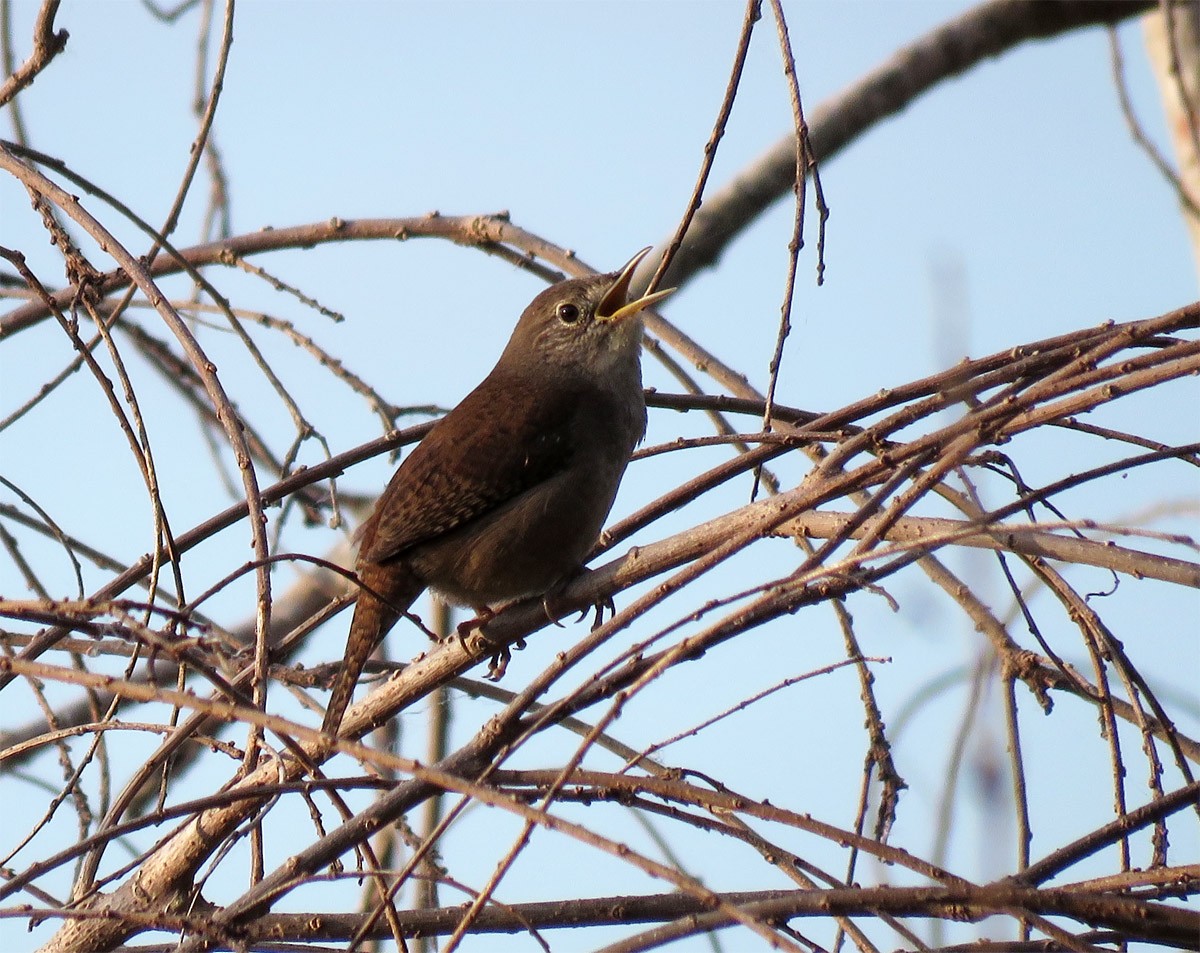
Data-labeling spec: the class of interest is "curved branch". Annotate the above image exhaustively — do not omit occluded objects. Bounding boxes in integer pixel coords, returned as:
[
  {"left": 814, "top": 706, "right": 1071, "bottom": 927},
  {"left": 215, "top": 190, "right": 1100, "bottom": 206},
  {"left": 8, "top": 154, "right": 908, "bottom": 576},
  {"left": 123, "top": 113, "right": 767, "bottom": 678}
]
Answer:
[{"left": 654, "top": 0, "right": 1155, "bottom": 289}]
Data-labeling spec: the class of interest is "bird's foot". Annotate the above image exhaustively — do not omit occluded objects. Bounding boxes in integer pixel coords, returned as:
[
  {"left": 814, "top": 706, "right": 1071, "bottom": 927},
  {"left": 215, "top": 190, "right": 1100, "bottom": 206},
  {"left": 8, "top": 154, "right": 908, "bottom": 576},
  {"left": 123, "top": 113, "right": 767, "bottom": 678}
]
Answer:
[
  {"left": 454, "top": 607, "right": 494, "bottom": 652},
  {"left": 584, "top": 595, "right": 616, "bottom": 631},
  {"left": 484, "top": 636, "right": 525, "bottom": 681},
  {"left": 456, "top": 608, "right": 523, "bottom": 680},
  {"left": 486, "top": 646, "right": 511, "bottom": 680},
  {"left": 540, "top": 566, "right": 614, "bottom": 631}
]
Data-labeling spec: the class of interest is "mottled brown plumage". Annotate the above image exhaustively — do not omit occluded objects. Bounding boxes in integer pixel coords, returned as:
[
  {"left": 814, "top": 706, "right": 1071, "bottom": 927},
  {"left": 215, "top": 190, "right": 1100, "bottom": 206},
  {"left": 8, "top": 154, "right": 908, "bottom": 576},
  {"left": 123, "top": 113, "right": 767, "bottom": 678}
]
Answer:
[{"left": 321, "top": 250, "right": 672, "bottom": 737}]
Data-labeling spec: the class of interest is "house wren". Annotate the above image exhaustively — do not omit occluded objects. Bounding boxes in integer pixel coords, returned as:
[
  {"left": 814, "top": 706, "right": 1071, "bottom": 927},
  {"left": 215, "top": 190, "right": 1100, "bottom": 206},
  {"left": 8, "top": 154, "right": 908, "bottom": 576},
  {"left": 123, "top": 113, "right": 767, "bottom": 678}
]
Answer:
[{"left": 321, "top": 249, "right": 673, "bottom": 736}]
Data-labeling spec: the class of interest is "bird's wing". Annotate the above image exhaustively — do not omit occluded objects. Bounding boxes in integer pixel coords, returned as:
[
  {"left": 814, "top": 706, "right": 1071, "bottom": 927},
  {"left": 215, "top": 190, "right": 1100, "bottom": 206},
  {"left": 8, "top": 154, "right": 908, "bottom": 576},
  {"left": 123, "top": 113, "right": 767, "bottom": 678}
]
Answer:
[{"left": 360, "top": 371, "right": 590, "bottom": 565}]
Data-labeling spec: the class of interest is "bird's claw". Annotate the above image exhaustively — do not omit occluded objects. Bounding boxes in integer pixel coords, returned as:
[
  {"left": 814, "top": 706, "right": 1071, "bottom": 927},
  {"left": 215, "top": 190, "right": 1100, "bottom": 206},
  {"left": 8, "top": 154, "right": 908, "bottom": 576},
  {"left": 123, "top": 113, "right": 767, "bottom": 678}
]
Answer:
[
  {"left": 486, "top": 638, "right": 524, "bottom": 681},
  {"left": 580, "top": 596, "right": 616, "bottom": 631},
  {"left": 543, "top": 567, "right": 614, "bottom": 631},
  {"left": 542, "top": 593, "right": 566, "bottom": 628},
  {"left": 457, "top": 608, "right": 524, "bottom": 680},
  {"left": 455, "top": 607, "right": 495, "bottom": 650},
  {"left": 486, "top": 647, "right": 510, "bottom": 680}
]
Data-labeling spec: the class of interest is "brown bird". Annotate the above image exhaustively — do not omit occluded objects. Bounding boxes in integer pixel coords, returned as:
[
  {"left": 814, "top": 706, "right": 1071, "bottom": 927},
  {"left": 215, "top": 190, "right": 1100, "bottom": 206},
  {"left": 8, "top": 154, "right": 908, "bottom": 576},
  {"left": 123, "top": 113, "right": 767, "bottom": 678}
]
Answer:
[{"left": 321, "top": 249, "right": 673, "bottom": 737}]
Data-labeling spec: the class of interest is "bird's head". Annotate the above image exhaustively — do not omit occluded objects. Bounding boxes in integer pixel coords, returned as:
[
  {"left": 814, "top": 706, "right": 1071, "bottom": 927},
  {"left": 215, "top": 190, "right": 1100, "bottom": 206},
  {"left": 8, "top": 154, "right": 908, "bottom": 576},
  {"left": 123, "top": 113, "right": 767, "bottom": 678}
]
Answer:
[{"left": 502, "top": 248, "right": 674, "bottom": 381}]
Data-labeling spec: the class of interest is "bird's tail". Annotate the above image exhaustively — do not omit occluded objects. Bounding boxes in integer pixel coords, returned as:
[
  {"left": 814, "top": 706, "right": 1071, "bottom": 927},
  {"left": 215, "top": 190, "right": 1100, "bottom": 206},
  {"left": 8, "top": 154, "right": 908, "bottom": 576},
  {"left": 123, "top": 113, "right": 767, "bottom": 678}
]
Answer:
[{"left": 321, "top": 560, "right": 422, "bottom": 738}]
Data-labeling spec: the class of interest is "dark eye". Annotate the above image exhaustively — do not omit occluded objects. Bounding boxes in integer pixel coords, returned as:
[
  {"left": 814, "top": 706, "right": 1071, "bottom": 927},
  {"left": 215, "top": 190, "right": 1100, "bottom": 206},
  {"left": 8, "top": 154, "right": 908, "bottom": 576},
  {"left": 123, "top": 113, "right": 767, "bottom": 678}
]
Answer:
[{"left": 556, "top": 302, "right": 580, "bottom": 324}]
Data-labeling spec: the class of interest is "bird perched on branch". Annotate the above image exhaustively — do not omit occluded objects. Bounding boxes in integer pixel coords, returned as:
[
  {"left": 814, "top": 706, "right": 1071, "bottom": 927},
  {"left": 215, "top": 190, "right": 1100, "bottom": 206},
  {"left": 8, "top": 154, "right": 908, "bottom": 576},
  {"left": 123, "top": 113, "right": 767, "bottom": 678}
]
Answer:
[{"left": 321, "top": 248, "right": 673, "bottom": 737}]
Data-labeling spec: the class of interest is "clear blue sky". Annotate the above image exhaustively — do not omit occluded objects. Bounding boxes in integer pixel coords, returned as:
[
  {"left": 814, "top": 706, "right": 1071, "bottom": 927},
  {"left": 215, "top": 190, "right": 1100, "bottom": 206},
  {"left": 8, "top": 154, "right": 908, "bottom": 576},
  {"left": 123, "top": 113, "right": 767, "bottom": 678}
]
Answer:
[{"left": 2, "top": 3, "right": 1196, "bottom": 949}]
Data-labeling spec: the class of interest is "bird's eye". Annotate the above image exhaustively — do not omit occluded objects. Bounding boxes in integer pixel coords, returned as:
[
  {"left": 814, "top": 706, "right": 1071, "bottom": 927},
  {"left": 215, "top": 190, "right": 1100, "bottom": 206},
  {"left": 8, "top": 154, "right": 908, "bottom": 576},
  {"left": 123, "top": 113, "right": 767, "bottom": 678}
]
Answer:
[{"left": 556, "top": 302, "right": 581, "bottom": 324}]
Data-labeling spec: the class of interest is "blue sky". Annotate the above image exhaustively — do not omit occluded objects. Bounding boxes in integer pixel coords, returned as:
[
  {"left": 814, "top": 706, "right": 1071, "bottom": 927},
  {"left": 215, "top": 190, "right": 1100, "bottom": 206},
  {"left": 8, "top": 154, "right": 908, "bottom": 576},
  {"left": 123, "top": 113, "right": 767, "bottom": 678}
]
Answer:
[{"left": 2, "top": 2, "right": 1197, "bottom": 950}]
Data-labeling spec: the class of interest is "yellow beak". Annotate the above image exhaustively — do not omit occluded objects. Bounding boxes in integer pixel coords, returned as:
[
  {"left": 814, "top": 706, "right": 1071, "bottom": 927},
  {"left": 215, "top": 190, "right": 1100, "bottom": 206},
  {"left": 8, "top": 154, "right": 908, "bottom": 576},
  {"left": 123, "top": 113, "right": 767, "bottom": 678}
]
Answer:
[{"left": 597, "top": 247, "right": 675, "bottom": 322}]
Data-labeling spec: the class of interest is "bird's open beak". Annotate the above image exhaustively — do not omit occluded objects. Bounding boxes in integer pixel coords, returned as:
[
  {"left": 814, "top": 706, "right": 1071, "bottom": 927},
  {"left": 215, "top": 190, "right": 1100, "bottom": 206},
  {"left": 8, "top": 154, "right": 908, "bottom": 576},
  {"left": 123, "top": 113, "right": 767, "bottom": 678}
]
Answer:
[{"left": 597, "top": 247, "right": 675, "bottom": 322}]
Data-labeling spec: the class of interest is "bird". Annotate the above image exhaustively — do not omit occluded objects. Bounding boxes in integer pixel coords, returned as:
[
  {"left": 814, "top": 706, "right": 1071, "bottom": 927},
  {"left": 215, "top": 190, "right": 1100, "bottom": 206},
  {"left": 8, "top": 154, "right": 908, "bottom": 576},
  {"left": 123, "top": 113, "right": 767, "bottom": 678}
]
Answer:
[{"left": 320, "top": 248, "right": 674, "bottom": 737}]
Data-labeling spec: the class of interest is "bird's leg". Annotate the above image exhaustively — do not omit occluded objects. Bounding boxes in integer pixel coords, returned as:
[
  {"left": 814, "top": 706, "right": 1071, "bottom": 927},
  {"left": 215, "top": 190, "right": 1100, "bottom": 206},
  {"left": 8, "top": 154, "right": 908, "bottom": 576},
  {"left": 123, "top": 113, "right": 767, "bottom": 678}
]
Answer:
[
  {"left": 486, "top": 646, "right": 512, "bottom": 681},
  {"left": 586, "top": 595, "right": 616, "bottom": 631},
  {"left": 541, "top": 566, "right": 615, "bottom": 631},
  {"left": 454, "top": 606, "right": 495, "bottom": 648},
  {"left": 455, "top": 606, "right": 524, "bottom": 680}
]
